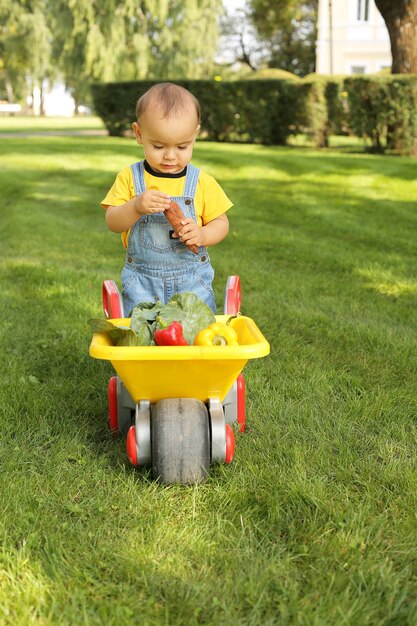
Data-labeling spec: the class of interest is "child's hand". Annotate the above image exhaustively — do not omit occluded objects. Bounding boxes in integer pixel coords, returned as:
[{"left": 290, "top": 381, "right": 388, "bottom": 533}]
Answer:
[
  {"left": 135, "top": 190, "right": 171, "bottom": 215},
  {"left": 173, "top": 218, "right": 205, "bottom": 248}
]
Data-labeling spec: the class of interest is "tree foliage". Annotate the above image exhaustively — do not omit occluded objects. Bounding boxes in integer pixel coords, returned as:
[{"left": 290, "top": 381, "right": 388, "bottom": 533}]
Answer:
[
  {"left": 248, "top": 0, "right": 318, "bottom": 76},
  {"left": 0, "top": 0, "right": 52, "bottom": 106},
  {"left": 0, "top": 0, "right": 223, "bottom": 109}
]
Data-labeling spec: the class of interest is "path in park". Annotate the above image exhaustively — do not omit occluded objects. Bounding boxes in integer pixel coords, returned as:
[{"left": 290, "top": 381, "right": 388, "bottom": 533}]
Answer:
[{"left": 0, "top": 129, "right": 109, "bottom": 138}]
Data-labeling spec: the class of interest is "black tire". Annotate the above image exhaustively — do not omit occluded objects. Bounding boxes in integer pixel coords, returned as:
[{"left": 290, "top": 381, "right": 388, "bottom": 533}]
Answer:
[{"left": 151, "top": 398, "right": 210, "bottom": 484}]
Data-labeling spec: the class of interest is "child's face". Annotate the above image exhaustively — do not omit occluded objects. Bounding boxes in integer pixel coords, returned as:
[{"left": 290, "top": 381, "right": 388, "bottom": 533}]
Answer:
[{"left": 132, "top": 107, "right": 200, "bottom": 174}]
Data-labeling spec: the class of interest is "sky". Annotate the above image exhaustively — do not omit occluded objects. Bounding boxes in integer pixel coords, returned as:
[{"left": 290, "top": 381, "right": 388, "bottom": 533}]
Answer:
[{"left": 223, "top": 0, "right": 246, "bottom": 13}]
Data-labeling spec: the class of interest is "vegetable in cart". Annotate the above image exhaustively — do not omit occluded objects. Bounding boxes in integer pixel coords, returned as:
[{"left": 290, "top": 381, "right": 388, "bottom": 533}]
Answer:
[
  {"left": 194, "top": 320, "right": 239, "bottom": 346},
  {"left": 154, "top": 319, "right": 188, "bottom": 346},
  {"left": 88, "top": 292, "right": 215, "bottom": 346}
]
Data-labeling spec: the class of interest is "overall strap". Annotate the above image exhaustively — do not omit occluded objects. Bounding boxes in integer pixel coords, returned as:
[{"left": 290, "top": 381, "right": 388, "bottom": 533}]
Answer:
[
  {"left": 130, "top": 160, "right": 146, "bottom": 196},
  {"left": 183, "top": 164, "right": 200, "bottom": 199}
]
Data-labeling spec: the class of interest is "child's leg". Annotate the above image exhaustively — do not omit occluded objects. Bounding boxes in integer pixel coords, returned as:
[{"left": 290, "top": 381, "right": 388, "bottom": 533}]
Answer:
[
  {"left": 121, "top": 265, "right": 165, "bottom": 315},
  {"left": 175, "top": 263, "right": 216, "bottom": 313}
]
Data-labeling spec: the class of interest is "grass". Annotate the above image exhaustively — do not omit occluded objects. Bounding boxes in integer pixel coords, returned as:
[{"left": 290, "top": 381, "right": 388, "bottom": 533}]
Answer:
[
  {"left": 0, "top": 115, "right": 105, "bottom": 133},
  {"left": 0, "top": 122, "right": 416, "bottom": 625}
]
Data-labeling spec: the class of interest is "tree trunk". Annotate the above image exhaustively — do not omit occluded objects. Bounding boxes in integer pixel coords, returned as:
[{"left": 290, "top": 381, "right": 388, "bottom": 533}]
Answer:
[
  {"left": 40, "top": 82, "right": 45, "bottom": 117},
  {"left": 4, "top": 73, "right": 14, "bottom": 103},
  {"left": 374, "top": 0, "right": 417, "bottom": 73}
]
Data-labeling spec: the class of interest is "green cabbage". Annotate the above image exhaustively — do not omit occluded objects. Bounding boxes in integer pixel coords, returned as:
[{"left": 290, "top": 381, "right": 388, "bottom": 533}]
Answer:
[{"left": 88, "top": 292, "right": 215, "bottom": 347}]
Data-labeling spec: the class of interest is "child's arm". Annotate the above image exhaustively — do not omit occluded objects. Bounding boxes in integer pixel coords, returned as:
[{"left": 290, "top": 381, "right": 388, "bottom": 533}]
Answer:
[
  {"left": 105, "top": 190, "right": 171, "bottom": 233},
  {"left": 173, "top": 214, "right": 229, "bottom": 249}
]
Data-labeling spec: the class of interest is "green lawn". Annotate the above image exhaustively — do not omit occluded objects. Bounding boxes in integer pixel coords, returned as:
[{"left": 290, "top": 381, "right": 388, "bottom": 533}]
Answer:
[
  {"left": 0, "top": 115, "right": 105, "bottom": 133},
  {"left": 0, "top": 128, "right": 416, "bottom": 625}
]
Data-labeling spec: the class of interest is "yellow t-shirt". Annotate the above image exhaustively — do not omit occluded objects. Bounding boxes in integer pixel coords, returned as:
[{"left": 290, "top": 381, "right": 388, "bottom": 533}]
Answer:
[{"left": 101, "top": 163, "right": 233, "bottom": 248}]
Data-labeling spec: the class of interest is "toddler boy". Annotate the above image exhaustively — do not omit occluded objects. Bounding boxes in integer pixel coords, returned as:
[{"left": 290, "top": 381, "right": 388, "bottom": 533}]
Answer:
[{"left": 101, "top": 82, "right": 232, "bottom": 315}]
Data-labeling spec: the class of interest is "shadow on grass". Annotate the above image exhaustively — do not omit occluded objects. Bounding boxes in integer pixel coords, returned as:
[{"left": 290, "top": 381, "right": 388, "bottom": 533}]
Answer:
[
  {"left": 2, "top": 135, "right": 417, "bottom": 182},
  {"left": 1, "top": 137, "right": 416, "bottom": 474},
  {"left": 2, "top": 136, "right": 417, "bottom": 626},
  {"left": 194, "top": 142, "right": 417, "bottom": 182}
]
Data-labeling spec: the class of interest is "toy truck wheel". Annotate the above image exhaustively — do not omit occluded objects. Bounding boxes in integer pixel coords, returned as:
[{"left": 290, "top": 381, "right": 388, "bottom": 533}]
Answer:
[
  {"left": 237, "top": 373, "right": 246, "bottom": 432},
  {"left": 107, "top": 376, "right": 134, "bottom": 436},
  {"left": 151, "top": 398, "right": 210, "bottom": 484},
  {"left": 126, "top": 426, "right": 138, "bottom": 466},
  {"left": 125, "top": 401, "right": 151, "bottom": 468},
  {"left": 223, "top": 374, "right": 246, "bottom": 430},
  {"left": 225, "top": 424, "right": 235, "bottom": 464},
  {"left": 108, "top": 376, "right": 118, "bottom": 433}
]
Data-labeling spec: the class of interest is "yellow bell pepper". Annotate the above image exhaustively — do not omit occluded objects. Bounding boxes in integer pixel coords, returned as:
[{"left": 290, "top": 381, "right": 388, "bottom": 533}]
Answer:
[{"left": 194, "top": 321, "right": 239, "bottom": 346}]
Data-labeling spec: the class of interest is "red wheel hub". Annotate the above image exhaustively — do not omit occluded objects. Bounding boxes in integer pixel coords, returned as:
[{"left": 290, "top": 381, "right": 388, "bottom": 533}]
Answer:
[
  {"left": 225, "top": 424, "right": 235, "bottom": 464},
  {"left": 126, "top": 426, "right": 138, "bottom": 466},
  {"left": 237, "top": 374, "right": 246, "bottom": 432},
  {"left": 108, "top": 376, "right": 118, "bottom": 433}
]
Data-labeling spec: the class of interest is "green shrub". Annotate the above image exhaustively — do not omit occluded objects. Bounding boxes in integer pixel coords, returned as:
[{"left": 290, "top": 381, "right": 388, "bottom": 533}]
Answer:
[
  {"left": 293, "top": 79, "right": 328, "bottom": 147},
  {"left": 91, "top": 81, "right": 154, "bottom": 136},
  {"left": 324, "top": 77, "right": 348, "bottom": 137},
  {"left": 344, "top": 76, "right": 392, "bottom": 152},
  {"left": 243, "top": 68, "right": 301, "bottom": 81},
  {"left": 91, "top": 76, "right": 417, "bottom": 154},
  {"left": 344, "top": 75, "right": 417, "bottom": 154},
  {"left": 229, "top": 80, "right": 298, "bottom": 145},
  {"left": 385, "top": 75, "right": 417, "bottom": 155},
  {"left": 91, "top": 79, "right": 322, "bottom": 145}
]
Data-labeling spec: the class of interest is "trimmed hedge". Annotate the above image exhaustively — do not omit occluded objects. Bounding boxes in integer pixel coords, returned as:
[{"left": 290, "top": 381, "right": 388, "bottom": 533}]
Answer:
[
  {"left": 344, "top": 75, "right": 417, "bottom": 155},
  {"left": 324, "top": 77, "right": 348, "bottom": 137},
  {"left": 91, "top": 75, "right": 417, "bottom": 155},
  {"left": 91, "top": 79, "right": 322, "bottom": 146}
]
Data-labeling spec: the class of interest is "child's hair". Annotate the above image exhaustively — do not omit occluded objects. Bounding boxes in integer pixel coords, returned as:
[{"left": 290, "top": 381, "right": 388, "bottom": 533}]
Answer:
[{"left": 135, "top": 83, "right": 201, "bottom": 123}]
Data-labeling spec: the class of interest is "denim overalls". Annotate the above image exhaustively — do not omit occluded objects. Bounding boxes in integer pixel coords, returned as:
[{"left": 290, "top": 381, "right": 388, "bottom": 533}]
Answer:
[{"left": 121, "top": 160, "right": 216, "bottom": 315}]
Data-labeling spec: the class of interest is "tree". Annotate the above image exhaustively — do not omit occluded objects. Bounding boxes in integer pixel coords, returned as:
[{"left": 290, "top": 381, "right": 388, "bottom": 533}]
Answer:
[
  {"left": 0, "top": 1, "right": 52, "bottom": 109},
  {"left": 149, "top": 0, "right": 223, "bottom": 80},
  {"left": 47, "top": 0, "right": 138, "bottom": 110},
  {"left": 0, "top": 0, "right": 223, "bottom": 112},
  {"left": 218, "top": 7, "right": 262, "bottom": 73},
  {"left": 374, "top": 0, "right": 417, "bottom": 73},
  {"left": 249, "top": 0, "right": 318, "bottom": 76}
]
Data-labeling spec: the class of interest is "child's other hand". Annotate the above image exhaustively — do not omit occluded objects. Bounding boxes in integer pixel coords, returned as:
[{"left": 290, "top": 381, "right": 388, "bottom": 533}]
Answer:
[
  {"left": 135, "top": 190, "right": 171, "bottom": 215},
  {"left": 173, "top": 218, "right": 205, "bottom": 248}
]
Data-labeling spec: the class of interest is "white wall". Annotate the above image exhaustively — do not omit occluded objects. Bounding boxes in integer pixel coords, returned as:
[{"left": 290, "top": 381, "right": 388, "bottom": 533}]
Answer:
[{"left": 316, "top": 0, "right": 391, "bottom": 75}]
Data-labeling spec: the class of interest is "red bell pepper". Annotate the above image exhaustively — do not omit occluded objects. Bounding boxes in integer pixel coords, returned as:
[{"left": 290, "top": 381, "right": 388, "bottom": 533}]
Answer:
[{"left": 154, "top": 319, "right": 188, "bottom": 346}]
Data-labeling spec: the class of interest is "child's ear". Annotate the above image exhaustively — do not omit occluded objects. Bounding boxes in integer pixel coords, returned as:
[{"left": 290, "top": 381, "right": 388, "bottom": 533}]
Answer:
[
  {"left": 132, "top": 122, "right": 142, "bottom": 144},
  {"left": 196, "top": 124, "right": 201, "bottom": 137}
]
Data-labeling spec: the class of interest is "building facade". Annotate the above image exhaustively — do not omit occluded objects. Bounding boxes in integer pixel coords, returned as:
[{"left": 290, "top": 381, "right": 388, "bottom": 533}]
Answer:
[{"left": 316, "top": 0, "right": 392, "bottom": 75}]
